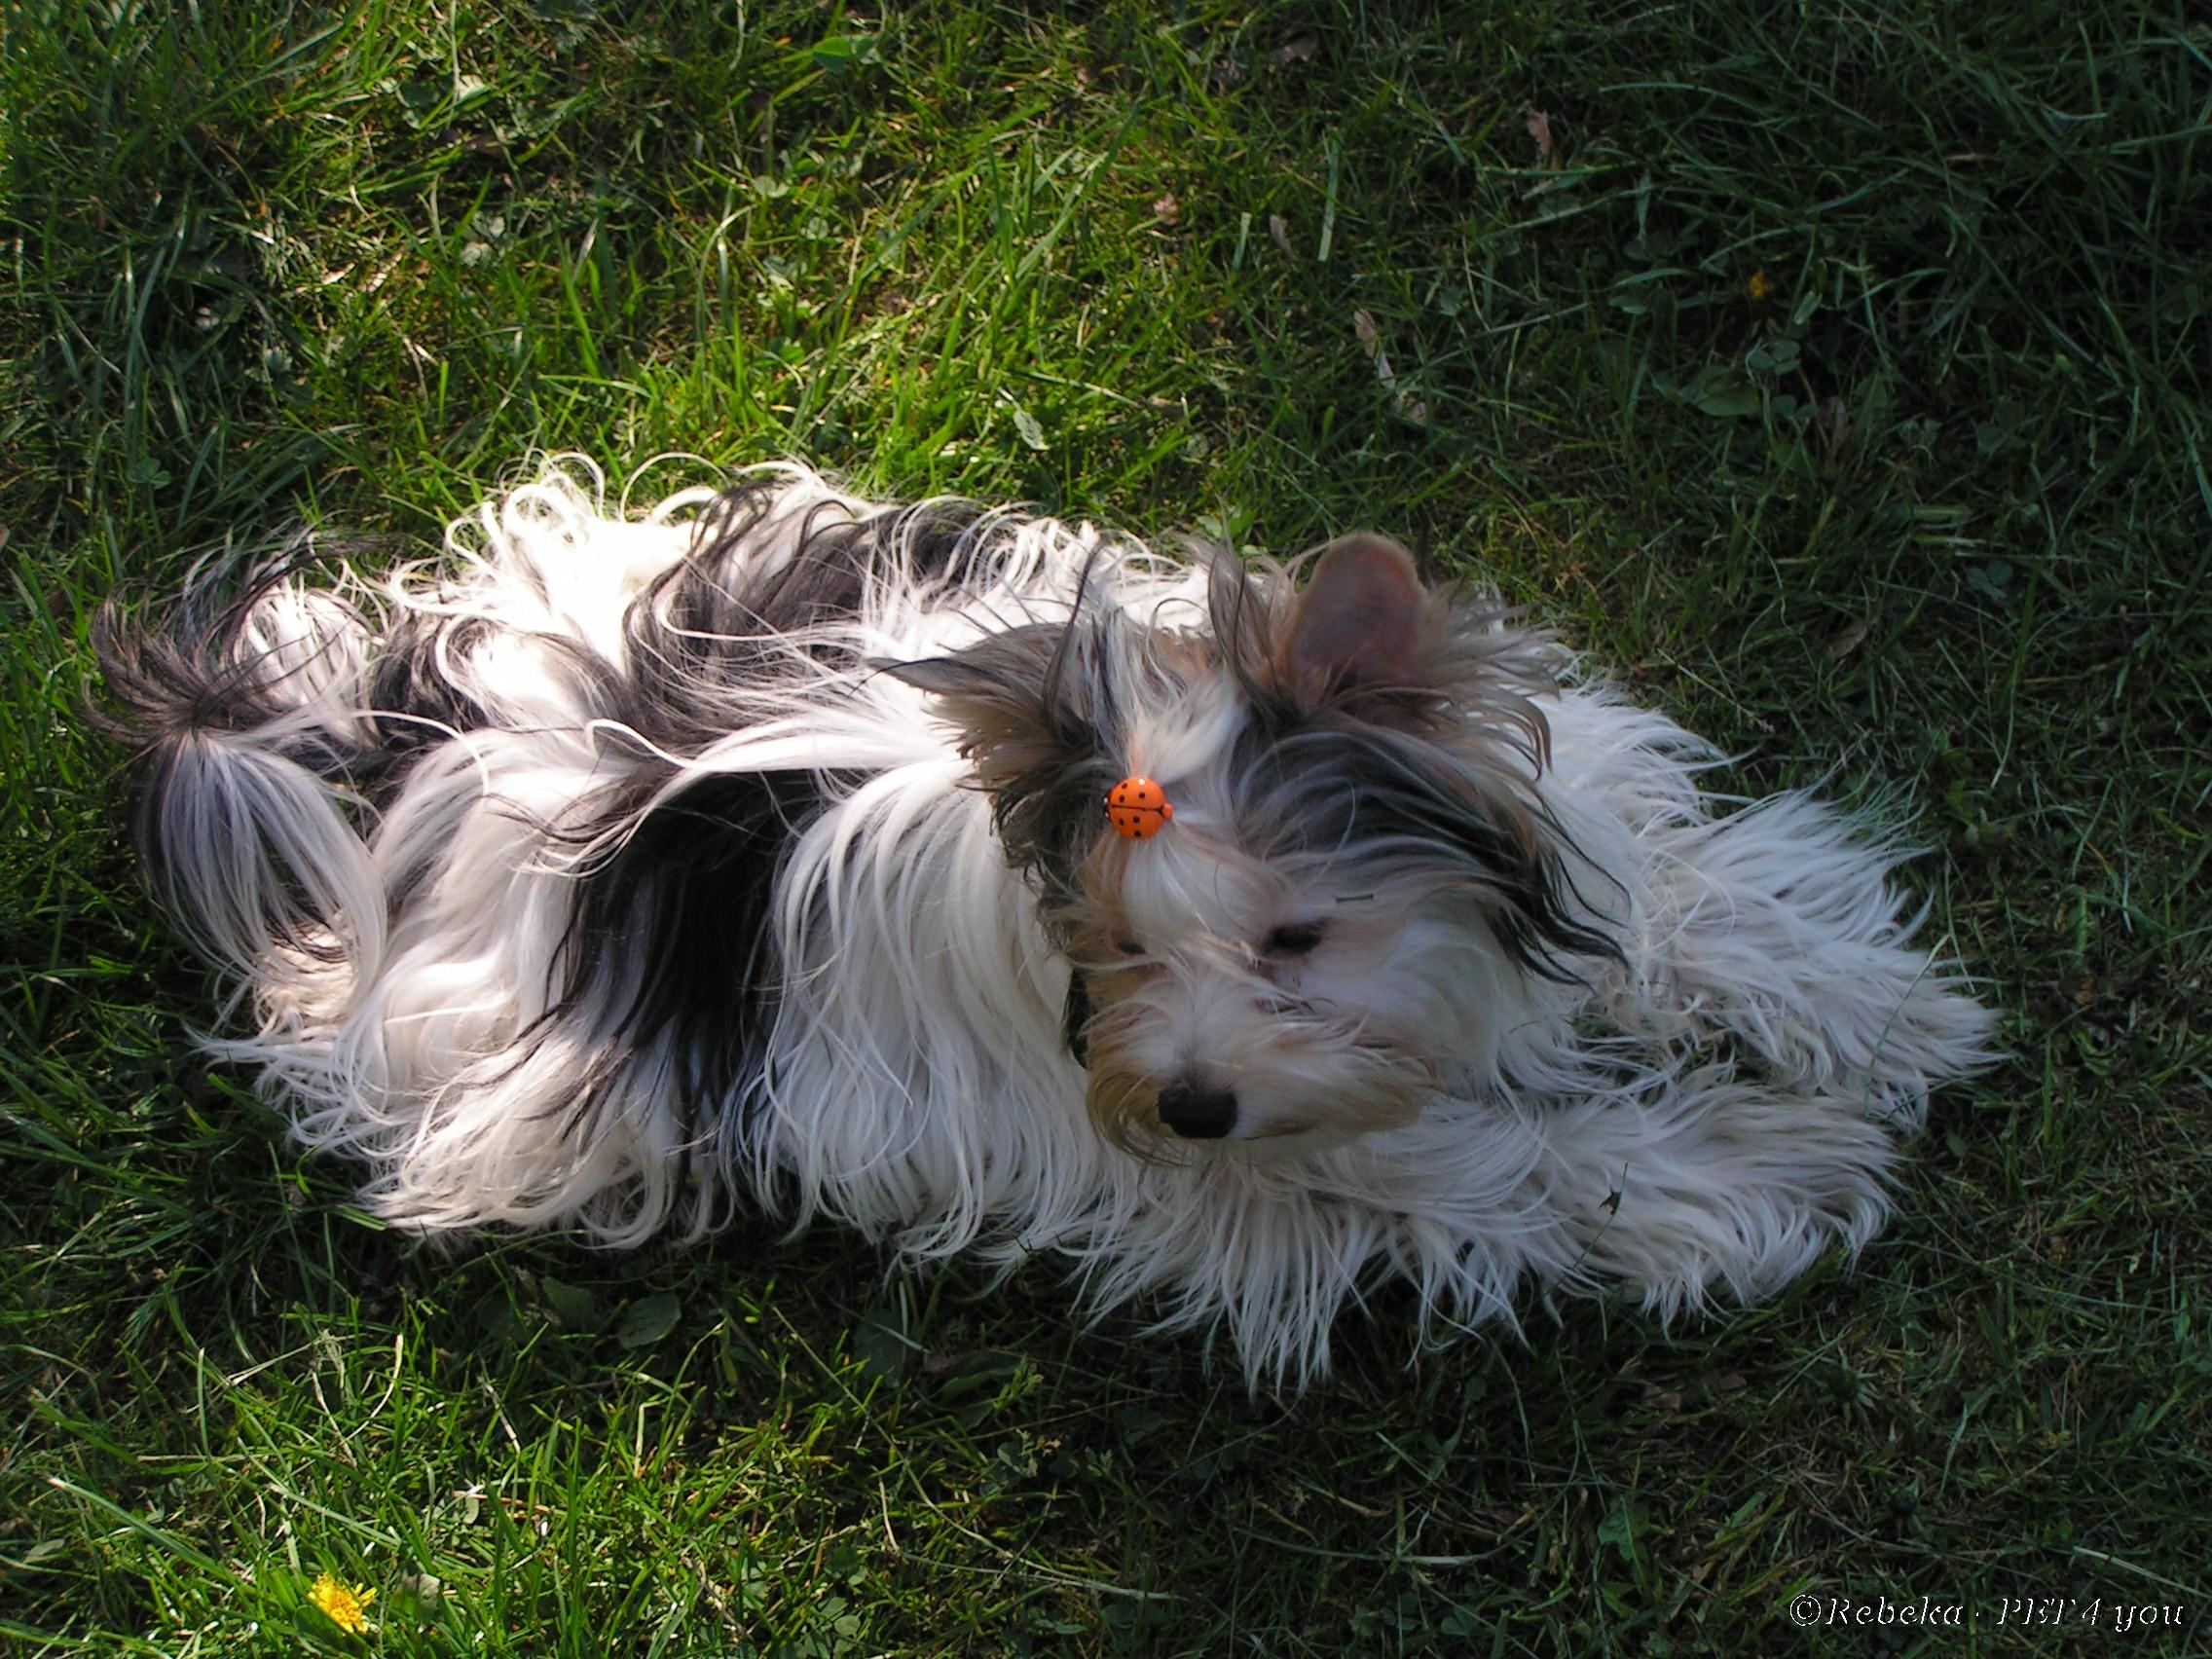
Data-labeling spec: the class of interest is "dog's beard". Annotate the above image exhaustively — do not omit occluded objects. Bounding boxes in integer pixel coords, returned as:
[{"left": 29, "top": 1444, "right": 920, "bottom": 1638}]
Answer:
[{"left": 1083, "top": 1027, "right": 1435, "bottom": 1158}]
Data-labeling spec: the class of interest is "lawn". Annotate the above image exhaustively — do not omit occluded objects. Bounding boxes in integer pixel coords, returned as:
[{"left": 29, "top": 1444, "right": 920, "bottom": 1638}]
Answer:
[{"left": 3, "top": 1, "right": 2207, "bottom": 1653}]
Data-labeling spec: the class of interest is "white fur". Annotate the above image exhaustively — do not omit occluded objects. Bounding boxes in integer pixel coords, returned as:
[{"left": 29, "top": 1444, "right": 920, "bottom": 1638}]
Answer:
[{"left": 133, "top": 461, "right": 1998, "bottom": 1386}]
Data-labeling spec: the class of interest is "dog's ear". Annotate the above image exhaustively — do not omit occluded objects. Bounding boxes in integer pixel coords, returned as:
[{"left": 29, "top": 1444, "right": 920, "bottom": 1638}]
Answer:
[
  {"left": 877, "top": 624, "right": 1120, "bottom": 908},
  {"left": 1278, "top": 535, "right": 1441, "bottom": 708},
  {"left": 879, "top": 624, "right": 1103, "bottom": 790},
  {"left": 1264, "top": 534, "right": 1558, "bottom": 756}
]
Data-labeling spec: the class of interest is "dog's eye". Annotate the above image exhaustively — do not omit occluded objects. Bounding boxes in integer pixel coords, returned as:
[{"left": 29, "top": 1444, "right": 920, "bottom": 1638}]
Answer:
[
  {"left": 1263, "top": 922, "right": 1326, "bottom": 958},
  {"left": 1114, "top": 938, "right": 1145, "bottom": 957}
]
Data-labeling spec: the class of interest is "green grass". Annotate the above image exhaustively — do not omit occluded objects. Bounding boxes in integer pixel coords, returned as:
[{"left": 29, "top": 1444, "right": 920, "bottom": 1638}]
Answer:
[{"left": 3, "top": 1, "right": 2208, "bottom": 1651}]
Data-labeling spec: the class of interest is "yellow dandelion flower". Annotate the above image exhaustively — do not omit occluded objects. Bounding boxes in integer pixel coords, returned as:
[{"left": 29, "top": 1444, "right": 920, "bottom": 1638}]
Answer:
[
  {"left": 1746, "top": 269, "right": 1775, "bottom": 303},
  {"left": 309, "top": 1572, "right": 376, "bottom": 1636}
]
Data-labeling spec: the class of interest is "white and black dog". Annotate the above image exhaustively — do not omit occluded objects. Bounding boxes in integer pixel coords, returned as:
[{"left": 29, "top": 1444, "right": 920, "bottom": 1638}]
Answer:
[{"left": 96, "top": 461, "right": 1996, "bottom": 1385}]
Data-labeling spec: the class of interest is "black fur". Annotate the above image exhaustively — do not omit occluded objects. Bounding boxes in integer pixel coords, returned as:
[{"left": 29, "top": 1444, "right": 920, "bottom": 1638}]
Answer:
[
  {"left": 1244, "top": 725, "right": 1621, "bottom": 981},
  {"left": 877, "top": 609, "right": 1129, "bottom": 929},
  {"left": 92, "top": 546, "right": 383, "bottom": 965},
  {"left": 1062, "top": 967, "right": 1093, "bottom": 1067},
  {"left": 369, "top": 610, "right": 551, "bottom": 760},
  {"left": 91, "top": 487, "right": 1009, "bottom": 1159},
  {"left": 530, "top": 489, "right": 993, "bottom": 1142},
  {"left": 881, "top": 545, "right": 1618, "bottom": 979}
]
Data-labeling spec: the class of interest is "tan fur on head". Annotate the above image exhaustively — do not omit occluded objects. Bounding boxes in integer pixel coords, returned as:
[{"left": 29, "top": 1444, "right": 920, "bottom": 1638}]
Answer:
[
  {"left": 1063, "top": 828, "right": 1444, "bottom": 1154},
  {"left": 898, "top": 535, "right": 1613, "bottom": 1150}
]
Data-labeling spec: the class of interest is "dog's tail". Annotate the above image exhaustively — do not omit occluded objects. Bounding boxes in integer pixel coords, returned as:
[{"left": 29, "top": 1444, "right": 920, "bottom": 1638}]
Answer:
[{"left": 92, "top": 555, "right": 387, "bottom": 1001}]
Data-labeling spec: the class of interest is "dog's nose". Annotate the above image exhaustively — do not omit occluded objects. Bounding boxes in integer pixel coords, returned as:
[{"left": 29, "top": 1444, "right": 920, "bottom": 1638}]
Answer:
[{"left": 1157, "top": 1081, "right": 1237, "bottom": 1140}]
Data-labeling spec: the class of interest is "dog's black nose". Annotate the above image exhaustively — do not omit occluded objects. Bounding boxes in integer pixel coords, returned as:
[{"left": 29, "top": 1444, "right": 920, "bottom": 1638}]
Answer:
[{"left": 1157, "top": 1081, "right": 1237, "bottom": 1140}]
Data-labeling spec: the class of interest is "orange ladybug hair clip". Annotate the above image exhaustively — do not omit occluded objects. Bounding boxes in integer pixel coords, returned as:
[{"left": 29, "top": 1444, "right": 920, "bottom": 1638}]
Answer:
[{"left": 1106, "top": 776, "right": 1174, "bottom": 839}]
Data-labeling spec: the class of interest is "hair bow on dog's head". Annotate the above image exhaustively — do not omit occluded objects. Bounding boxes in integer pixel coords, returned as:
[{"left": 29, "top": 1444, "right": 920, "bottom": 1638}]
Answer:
[{"left": 1105, "top": 776, "right": 1173, "bottom": 839}]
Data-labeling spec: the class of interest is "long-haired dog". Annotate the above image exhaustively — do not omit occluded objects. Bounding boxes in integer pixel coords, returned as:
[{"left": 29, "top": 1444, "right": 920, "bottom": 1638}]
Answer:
[{"left": 96, "top": 461, "right": 1996, "bottom": 1385}]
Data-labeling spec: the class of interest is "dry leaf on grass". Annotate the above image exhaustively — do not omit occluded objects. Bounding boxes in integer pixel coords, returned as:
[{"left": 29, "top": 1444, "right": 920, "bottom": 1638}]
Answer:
[
  {"left": 1351, "top": 309, "right": 1429, "bottom": 424},
  {"left": 1523, "top": 105, "right": 1555, "bottom": 166}
]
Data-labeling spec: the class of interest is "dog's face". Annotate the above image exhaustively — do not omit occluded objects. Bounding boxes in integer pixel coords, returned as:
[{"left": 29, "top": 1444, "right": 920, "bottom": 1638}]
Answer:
[{"left": 887, "top": 535, "right": 1614, "bottom": 1154}]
